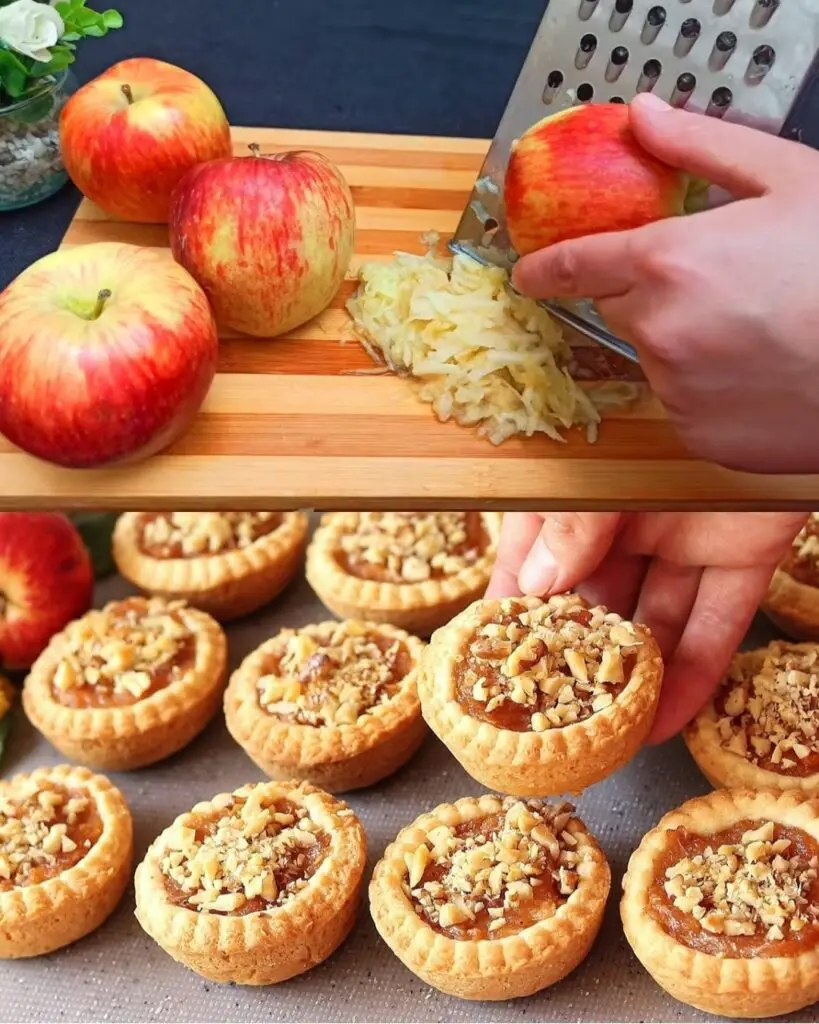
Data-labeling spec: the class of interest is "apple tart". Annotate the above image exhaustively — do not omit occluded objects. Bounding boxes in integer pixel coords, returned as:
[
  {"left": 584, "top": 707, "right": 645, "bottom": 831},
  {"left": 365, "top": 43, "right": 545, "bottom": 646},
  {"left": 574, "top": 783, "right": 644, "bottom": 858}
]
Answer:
[
  {"left": 621, "top": 788, "right": 819, "bottom": 1018},
  {"left": 225, "top": 619, "right": 426, "bottom": 792},
  {"left": 0, "top": 764, "right": 132, "bottom": 958},
  {"left": 419, "top": 594, "right": 663, "bottom": 796},
  {"left": 305, "top": 511, "right": 501, "bottom": 635},
  {"left": 134, "top": 780, "right": 366, "bottom": 984},
  {"left": 684, "top": 641, "right": 819, "bottom": 794},
  {"left": 763, "top": 514, "right": 819, "bottom": 640},
  {"left": 370, "top": 794, "right": 610, "bottom": 1000},
  {"left": 112, "top": 511, "right": 309, "bottom": 621},
  {"left": 23, "top": 596, "right": 227, "bottom": 771}
]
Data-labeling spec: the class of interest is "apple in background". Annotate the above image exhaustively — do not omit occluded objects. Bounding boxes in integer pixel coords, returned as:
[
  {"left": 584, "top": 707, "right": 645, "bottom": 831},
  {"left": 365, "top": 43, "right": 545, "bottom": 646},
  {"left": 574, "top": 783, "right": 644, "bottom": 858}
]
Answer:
[
  {"left": 169, "top": 147, "right": 355, "bottom": 337},
  {"left": 0, "top": 242, "right": 218, "bottom": 468},
  {"left": 60, "top": 57, "right": 233, "bottom": 223},
  {"left": 0, "top": 513, "right": 93, "bottom": 671},
  {"left": 504, "top": 103, "right": 692, "bottom": 255}
]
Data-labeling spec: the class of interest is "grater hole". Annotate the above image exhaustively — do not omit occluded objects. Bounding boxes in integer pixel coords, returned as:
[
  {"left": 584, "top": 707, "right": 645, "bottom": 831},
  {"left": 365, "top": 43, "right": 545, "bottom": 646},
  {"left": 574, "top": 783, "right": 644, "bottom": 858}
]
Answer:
[
  {"left": 674, "top": 18, "right": 701, "bottom": 57},
  {"left": 707, "top": 85, "right": 733, "bottom": 117},
  {"left": 542, "top": 69, "right": 564, "bottom": 105},
  {"left": 713, "top": 0, "right": 735, "bottom": 12},
  {"left": 750, "top": 0, "right": 779, "bottom": 29},
  {"left": 610, "top": 0, "right": 633, "bottom": 32},
  {"left": 647, "top": 4, "right": 665, "bottom": 24},
  {"left": 747, "top": 44, "right": 775, "bottom": 82},
  {"left": 642, "top": 6, "right": 666, "bottom": 44},
  {"left": 576, "top": 33, "right": 597, "bottom": 70},
  {"left": 578, "top": 0, "right": 599, "bottom": 22},
  {"left": 610, "top": 96, "right": 626, "bottom": 103},
  {"left": 710, "top": 30, "right": 736, "bottom": 70},
  {"left": 483, "top": 217, "right": 499, "bottom": 234},
  {"left": 606, "top": 46, "right": 629, "bottom": 83},
  {"left": 576, "top": 82, "right": 595, "bottom": 103},
  {"left": 671, "top": 72, "right": 696, "bottom": 107},
  {"left": 716, "top": 30, "right": 736, "bottom": 51}
]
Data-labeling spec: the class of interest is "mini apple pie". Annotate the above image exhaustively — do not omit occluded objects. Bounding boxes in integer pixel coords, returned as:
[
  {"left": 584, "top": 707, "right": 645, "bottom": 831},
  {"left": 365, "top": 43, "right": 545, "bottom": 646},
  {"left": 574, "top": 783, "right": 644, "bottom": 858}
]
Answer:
[
  {"left": 134, "top": 779, "right": 366, "bottom": 984},
  {"left": 112, "top": 511, "right": 309, "bottom": 621},
  {"left": 621, "top": 788, "right": 819, "bottom": 1018},
  {"left": 305, "top": 511, "right": 501, "bottom": 635},
  {"left": 763, "top": 515, "right": 819, "bottom": 640},
  {"left": 370, "top": 793, "right": 610, "bottom": 1000},
  {"left": 0, "top": 764, "right": 132, "bottom": 958},
  {"left": 684, "top": 641, "right": 819, "bottom": 794},
  {"left": 419, "top": 593, "right": 662, "bottom": 796},
  {"left": 225, "top": 619, "right": 426, "bottom": 792},
  {"left": 23, "top": 596, "right": 228, "bottom": 771}
]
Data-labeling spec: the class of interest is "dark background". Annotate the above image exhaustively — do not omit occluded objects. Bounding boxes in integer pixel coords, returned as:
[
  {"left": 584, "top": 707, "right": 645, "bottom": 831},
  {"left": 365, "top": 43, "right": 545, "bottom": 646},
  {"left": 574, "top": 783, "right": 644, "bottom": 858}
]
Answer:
[{"left": 0, "top": 0, "right": 545, "bottom": 287}]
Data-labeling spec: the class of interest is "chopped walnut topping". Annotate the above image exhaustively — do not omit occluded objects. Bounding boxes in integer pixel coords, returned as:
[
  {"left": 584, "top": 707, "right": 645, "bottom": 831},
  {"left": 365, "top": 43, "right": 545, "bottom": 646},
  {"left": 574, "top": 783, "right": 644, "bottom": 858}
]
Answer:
[
  {"left": 459, "top": 596, "right": 642, "bottom": 731},
  {"left": 257, "top": 621, "right": 412, "bottom": 727},
  {"left": 789, "top": 515, "right": 819, "bottom": 572},
  {"left": 716, "top": 642, "right": 819, "bottom": 774},
  {"left": 0, "top": 782, "right": 97, "bottom": 889},
  {"left": 140, "top": 512, "right": 282, "bottom": 558},
  {"left": 663, "top": 821, "right": 819, "bottom": 942},
  {"left": 335, "top": 512, "right": 486, "bottom": 584},
  {"left": 51, "top": 597, "right": 196, "bottom": 705},
  {"left": 405, "top": 798, "right": 585, "bottom": 939},
  {"left": 160, "top": 789, "right": 328, "bottom": 914}
]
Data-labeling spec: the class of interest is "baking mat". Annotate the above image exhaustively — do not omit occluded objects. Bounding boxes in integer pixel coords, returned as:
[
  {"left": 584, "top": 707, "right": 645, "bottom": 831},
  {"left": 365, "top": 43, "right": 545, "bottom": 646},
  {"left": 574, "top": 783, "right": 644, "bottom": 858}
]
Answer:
[{"left": 0, "top": 539, "right": 809, "bottom": 1023}]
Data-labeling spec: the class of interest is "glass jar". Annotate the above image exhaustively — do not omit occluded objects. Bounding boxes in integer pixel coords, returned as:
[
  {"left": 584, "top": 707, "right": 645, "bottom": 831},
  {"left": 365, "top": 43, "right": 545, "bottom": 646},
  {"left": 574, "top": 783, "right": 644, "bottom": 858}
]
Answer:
[{"left": 0, "top": 69, "right": 78, "bottom": 212}]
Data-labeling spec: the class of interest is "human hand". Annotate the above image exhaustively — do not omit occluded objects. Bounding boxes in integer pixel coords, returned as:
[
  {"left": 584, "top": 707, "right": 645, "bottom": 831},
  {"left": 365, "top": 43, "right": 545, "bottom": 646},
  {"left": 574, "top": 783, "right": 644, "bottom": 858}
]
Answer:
[
  {"left": 486, "top": 511, "right": 807, "bottom": 742},
  {"left": 511, "top": 94, "right": 819, "bottom": 474}
]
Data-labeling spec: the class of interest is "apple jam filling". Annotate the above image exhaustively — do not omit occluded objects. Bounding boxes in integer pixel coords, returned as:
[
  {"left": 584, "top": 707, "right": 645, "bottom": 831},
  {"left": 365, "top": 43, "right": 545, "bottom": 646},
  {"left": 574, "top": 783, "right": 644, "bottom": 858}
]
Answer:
[
  {"left": 333, "top": 512, "right": 489, "bottom": 584},
  {"left": 0, "top": 782, "right": 101, "bottom": 891},
  {"left": 405, "top": 799, "right": 587, "bottom": 941},
  {"left": 137, "top": 512, "right": 284, "bottom": 559},
  {"left": 715, "top": 642, "right": 819, "bottom": 776},
  {"left": 161, "top": 789, "right": 329, "bottom": 915},
  {"left": 50, "top": 597, "right": 196, "bottom": 709},
  {"left": 649, "top": 820, "right": 819, "bottom": 958},
  {"left": 455, "top": 595, "right": 641, "bottom": 732},
  {"left": 256, "top": 621, "right": 413, "bottom": 728},
  {"left": 781, "top": 514, "right": 819, "bottom": 588}
]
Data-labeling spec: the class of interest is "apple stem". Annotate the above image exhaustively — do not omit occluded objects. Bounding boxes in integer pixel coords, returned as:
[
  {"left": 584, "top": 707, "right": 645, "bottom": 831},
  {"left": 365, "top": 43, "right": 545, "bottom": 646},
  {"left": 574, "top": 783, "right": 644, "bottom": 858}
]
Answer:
[
  {"left": 121, "top": 83, "right": 134, "bottom": 104},
  {"left": 92, "top": 289, "right": 112, "bottom": 320},
  {"left": 248, "top": 143, "right": 262, "bottom": 158}
]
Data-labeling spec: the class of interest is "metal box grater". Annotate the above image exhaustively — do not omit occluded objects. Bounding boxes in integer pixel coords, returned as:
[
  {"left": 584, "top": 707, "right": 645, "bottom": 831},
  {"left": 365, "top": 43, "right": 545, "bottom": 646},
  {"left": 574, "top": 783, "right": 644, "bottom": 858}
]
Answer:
[{"left": 450, "top": 0, "right": 819, "bottom": 363}]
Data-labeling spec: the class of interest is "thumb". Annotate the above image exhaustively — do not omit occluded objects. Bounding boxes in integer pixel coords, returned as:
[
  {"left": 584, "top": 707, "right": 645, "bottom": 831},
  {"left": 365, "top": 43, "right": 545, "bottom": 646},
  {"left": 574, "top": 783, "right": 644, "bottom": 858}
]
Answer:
[
  {"left": 518, "top": 513, "right": 621, "bottom": 596},
  {"left": 628, "top": 93, "right": 806, "bottom": 198}
]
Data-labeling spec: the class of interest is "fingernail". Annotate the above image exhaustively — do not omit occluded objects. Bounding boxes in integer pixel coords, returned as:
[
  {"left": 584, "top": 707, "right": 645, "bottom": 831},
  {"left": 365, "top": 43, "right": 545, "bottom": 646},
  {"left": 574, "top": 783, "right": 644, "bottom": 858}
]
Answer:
[
  {"left": 518, "top": 537, "right": 558, "bottom": 596},
  {"left": 632, "top": 92, "right": 671, "bottom": 113}
]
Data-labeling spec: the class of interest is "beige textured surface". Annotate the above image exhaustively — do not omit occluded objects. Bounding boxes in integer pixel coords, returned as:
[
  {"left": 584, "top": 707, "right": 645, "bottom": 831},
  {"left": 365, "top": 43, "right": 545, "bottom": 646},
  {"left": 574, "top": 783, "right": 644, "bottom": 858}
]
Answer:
[{"left": 0, "top": 557, "right": 813, "bottom": 1023}]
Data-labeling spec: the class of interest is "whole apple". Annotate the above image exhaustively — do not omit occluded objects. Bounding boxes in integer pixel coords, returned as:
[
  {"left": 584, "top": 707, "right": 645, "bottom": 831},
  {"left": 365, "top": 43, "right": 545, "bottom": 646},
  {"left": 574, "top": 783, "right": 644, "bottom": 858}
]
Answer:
[
  {"left": 0, "top": 513, "right": 93, "bottom": 671},
  {"left": 504, "top": 103, "right": 692, "bottom": 255},
  {"left": 0, "top": 242, "right": 219, "bottom": 468},
  {"left": 169, "top": 147, "right": 355, "bottom": 337},
  {"left": 60, "top": 57, "right": 233, "bottom": 223}
]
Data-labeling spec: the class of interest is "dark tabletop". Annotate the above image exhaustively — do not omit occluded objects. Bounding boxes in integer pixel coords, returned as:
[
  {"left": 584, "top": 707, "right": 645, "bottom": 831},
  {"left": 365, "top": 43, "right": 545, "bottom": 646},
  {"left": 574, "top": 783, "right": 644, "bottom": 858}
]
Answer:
[{"left": 0, "top": 0, "right": 544, "bottom": 288}]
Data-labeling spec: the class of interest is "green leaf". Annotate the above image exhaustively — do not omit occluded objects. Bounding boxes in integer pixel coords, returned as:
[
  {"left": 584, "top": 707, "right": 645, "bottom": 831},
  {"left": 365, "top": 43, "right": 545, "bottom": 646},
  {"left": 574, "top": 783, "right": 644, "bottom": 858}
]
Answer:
[
  {"left": 69, "top": 512, "right": 118, "bottom": 579},
  {"left": 102, "top": 9, "right": 122, "bottom": 27},
  {"left": 0, "top": 48, "right": 29, "bottom": 98},
  {"left": 0, "top": 713, "right": 11, "bottom": 771},
  {"left": 12, "top": 89, "right": 54, "bottom": 123}
]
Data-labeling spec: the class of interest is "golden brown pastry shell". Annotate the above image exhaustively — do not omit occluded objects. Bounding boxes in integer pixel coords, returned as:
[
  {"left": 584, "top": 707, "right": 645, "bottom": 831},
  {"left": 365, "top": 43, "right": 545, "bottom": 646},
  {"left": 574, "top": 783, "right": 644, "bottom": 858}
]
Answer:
[
  {"left": 621, "top": 787, "right": 819, "bottom": 1019},
  {"left": 0, "top": 764, "right": 132, "bottom": 959},
  {"left": 762, "top": 566, "right": 819, "bottom": 642},
  {"left": 22, "top": 602, "right": 228, "bottom": 771},
  {"left": 224, "top": 621, "right": 427, "bottom": 792},
  {"left": 112, "top": 512, "right": 309, "bottom": 622},
  {"left": 369, "top": 793, "right": 610, "bottom": 1000},
  {"left": 305, "top": 512, "right": 502, "bottom": 636},
  {"left": 418, "top": 596, "right": 663, "bottom": 797},
  {"left": 134, "top": 780, "right": 367, "bottom": 985},
  {"left": 684, "top": 646, "right": 819, "bottom": 794}
]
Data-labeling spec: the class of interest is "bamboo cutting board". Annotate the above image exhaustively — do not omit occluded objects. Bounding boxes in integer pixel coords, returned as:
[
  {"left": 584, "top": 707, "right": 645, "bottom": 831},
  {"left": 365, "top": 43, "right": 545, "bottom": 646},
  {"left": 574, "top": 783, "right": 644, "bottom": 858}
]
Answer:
[{"left": 0, "top": 125, "right": 815, "bottom": 509}]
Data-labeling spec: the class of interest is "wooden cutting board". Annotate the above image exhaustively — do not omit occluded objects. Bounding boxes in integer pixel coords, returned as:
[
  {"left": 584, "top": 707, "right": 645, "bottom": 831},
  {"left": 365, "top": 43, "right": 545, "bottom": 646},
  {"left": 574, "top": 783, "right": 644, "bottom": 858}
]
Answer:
[{"left": 0, "top": 125, "right": 814, "bottom": 509}]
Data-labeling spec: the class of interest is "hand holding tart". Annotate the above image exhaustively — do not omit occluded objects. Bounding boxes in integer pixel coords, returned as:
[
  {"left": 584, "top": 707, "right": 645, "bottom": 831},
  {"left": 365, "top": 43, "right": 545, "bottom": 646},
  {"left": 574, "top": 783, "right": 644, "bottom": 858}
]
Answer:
[
  {"left": 23, "top": 596, "right": 228, "bottom": 771},
  {"left": 370, "top": 794, "right": 610, "bottom": 1000},
  {"left": 621, "top": 788, "right": 819, "bottom": 1018},
  {"left": 225, "top": 619, "right": 426, "bottom": 791},
  {"left": 0, "top": 764, "right": 132, "bottom": 958},
  {"left": 684, "top": 641, "right": 819, "bottom": 793},
  {"left": 113, "top": 511, "right": 308, "bottom": 621},
  {"left": 306, "top": 511, "right": 501, "bottom": 635},
  {"left": 134, "top": 780, "right": 366, "bottom": 984},
  {"left": 419, "top": 594, "right": 663, "bottom": 796}
]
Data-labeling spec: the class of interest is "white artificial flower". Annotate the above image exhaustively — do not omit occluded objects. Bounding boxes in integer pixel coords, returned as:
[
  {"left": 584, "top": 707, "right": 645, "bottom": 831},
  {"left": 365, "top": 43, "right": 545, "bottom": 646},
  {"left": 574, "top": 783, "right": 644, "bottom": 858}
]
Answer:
[{"left": 0, "top": 0, "right": 64, "bottom": 63}]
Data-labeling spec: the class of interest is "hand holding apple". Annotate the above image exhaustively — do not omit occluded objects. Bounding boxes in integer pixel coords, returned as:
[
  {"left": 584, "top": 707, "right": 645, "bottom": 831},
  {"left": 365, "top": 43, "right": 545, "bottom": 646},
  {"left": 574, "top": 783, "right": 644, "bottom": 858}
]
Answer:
[
  {"left": 60, "top": 57, "right": 233, "bottom": 223},
  {"left": 504, "top": 103, "right": 693, "bottom": 255},
  {"left": 0, "top": 513, "right": 93, "bottom": 671},
  {"left": 0, "top": 241, "right": 218, "bottom": 468},
  {"left": 169, "top": 146, "right": 355, "bottom": 337}
]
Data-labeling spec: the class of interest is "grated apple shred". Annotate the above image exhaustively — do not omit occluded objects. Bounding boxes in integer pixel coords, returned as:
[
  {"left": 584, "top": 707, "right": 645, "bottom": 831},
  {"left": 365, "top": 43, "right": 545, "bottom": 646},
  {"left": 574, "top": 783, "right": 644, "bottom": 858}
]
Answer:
[{"left": 345, "top": 251, "right": 633, "bottom": 445}]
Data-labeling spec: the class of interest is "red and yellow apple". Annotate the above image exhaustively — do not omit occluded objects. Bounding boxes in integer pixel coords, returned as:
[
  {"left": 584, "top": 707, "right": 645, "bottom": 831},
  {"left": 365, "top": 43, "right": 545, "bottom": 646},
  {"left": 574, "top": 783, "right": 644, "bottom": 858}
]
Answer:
[
  {"left": 0, "top": 241, "right": 218, "bottom": 468},
  {"left": 0, "top": 513, "right": 93, "bottom": 670},
  {"left": 504, "top": 103, "right": 692, "bottom": 255},
  {"left": 169, "top": 147, "right": 355, "bottom": 337},
  {"left": 60, "top": 57, "right": 233, "bottom": 223}
]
